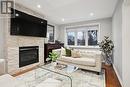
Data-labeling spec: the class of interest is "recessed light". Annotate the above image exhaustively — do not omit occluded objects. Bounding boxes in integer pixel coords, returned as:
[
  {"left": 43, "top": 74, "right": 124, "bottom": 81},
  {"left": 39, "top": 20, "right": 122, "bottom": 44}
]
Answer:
[
  {"left": 62, "top": 18, "right": 65, "bottom": 21},
  {"left": 37, "top": 5, "right": 41, "bottom": 8},
  {"left": 15, "top": 13, "right": 19, "bottom": 16},
  {"left": 90, "top": 13, "right": 94, "bottom": 16}
]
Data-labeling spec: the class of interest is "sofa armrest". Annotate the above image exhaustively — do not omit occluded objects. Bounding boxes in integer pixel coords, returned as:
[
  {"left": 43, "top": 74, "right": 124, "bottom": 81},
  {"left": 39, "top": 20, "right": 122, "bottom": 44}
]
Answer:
[{"left": 95, "top": 54, "right": 102, "bottom": 72}]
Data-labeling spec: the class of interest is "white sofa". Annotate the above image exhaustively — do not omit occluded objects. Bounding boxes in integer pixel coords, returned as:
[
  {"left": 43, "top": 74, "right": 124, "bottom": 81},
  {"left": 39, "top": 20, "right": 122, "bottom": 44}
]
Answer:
[{"left": 53, "top": 49, "right": 102, "bottom": 73}]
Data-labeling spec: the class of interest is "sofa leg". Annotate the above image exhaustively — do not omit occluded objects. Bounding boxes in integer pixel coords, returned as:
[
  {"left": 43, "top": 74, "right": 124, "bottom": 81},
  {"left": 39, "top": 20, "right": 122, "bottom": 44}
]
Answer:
[
  {"left": 56, "top": 63, "right": 59, "bottom": 65},
  {"left": 97, "top": 72, "right": 100, "bottom": 75}
]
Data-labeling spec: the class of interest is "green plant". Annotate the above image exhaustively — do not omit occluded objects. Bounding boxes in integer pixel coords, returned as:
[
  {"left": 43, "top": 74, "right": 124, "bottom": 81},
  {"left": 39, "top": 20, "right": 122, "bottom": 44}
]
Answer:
[
  {"left": 99, "top": 36, "right": 114, "bottom": 64},
  {"left": 49, "top": 52, "right": 59, "bottom": 62}
]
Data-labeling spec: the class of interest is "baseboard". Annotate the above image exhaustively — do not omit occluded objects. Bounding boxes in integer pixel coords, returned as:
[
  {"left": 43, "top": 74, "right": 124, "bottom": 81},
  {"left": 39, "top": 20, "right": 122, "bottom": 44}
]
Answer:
[{"left": 113, "top": 64, "right": 124, "bottom": 87}]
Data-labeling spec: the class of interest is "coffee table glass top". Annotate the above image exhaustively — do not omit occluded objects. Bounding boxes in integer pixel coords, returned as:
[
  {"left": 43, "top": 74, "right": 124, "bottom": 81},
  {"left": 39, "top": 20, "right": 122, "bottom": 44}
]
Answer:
[
  {"left": 16, "top": 63, "right": 105, "bottom": 87},
  {"left": 35, "top": 63, "right": 73, "bottom": 87}
]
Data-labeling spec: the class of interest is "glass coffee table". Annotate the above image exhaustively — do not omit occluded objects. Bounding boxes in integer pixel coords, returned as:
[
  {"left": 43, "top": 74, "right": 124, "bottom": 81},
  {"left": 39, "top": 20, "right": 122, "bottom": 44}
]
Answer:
[
  {"left": 16, "top": 63, "right": 105, "bottom": 87},
  {"left": 34, "top": 63, "right": 73, "bottom": 87}
]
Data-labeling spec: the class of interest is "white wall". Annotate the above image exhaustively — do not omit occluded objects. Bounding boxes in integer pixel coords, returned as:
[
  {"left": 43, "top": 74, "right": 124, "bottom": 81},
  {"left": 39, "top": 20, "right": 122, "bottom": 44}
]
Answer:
[
  {"left": 112, "top": 0, "right": 123, "bottom": 82},
  {"left": 112, "top": 0, "right": 130, "bottom": 87},
  {"left": 122, "top": 2, "right": 130, "bottom": 87},
  {"left": 58, "top": 18, "right": 112, "bottom": 43},
  {"left": 0, "top": 15, "right": 5, "bottom": 59}
]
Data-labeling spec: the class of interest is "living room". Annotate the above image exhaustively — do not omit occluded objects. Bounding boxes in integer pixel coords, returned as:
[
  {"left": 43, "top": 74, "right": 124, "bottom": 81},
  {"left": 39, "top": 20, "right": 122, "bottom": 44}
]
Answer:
[{"left": 0, "top": 0, "right": 130, "bottom": 87}]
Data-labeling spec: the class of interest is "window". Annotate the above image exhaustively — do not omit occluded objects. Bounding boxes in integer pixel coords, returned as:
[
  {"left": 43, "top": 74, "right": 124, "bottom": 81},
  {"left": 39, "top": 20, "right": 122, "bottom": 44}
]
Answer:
[
  {"left": 67, "top": 32, "right": 75, "bottom": 45},
  {"left": 66, "top": 24, "right": 99, "bottom": 47},
  {"left": 77, "top": 31, "right": 85, "bottom": 46},
  {"left": 88, "top": 30, "right": 98, "bottom": 46}
]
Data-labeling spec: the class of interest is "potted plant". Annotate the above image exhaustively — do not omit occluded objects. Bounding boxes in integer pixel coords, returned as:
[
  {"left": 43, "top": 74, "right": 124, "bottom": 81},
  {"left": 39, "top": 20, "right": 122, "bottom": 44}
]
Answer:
[
  {"left": 99, "top": 36, "right": 114, "bottom": 66},
  {"left": 49, "top": 52, "right": 59, "bottom": 66}
]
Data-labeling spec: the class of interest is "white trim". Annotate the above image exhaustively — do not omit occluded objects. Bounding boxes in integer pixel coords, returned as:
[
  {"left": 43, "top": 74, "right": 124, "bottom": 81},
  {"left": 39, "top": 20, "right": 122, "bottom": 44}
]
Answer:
[
  {"left": 68, "top": 46, "right": 100, "bottom": 49},
  {"left": 113, "top": 64, "right": 124, "bottom": 87},
  {"left": 65, "top": 23, "right": 100, "bottom": 29}
]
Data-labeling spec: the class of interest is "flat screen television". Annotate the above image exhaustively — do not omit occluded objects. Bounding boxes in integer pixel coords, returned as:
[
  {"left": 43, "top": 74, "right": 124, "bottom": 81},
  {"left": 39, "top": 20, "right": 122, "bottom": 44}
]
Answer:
[{"left": 10, "top": 9, "right": 47, "bottom": 37}]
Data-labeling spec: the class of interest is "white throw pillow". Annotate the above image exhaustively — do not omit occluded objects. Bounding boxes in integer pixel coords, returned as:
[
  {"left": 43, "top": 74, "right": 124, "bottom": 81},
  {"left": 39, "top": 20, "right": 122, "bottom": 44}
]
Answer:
[
  {"left": 71, "top": 50, "right": 80, "bottom": 58},
  {"left": 61, "top": 47, "right": 66, "bottom": 56}
]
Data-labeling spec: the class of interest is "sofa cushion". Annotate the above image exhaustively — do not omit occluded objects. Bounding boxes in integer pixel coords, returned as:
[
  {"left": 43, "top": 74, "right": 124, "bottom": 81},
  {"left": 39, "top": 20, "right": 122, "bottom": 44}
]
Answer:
[
  {"left": 59, "top": 56, "right": 96, "bottom": 67},
  {"left": 71, "top": 50, "right": 80, "bottom": 58},
  {"left": 61, "top": 47, "right": 66, "bottom": 56},
  {"left": 76, "top": 50, "right": 101, "bottom": 58}
]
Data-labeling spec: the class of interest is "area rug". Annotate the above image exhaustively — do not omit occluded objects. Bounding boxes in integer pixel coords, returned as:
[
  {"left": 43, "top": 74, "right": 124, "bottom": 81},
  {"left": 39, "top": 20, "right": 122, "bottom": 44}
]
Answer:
[{"left": 15, "top": 66, "right": 106, "bottom": 87}]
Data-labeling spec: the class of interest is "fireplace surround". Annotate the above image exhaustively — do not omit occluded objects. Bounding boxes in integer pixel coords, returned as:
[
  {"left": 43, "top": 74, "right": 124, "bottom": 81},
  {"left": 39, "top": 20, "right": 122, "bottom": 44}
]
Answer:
[
  {"left": 6, "top": 4, "right": 45, "bottom": 75},
  {"left": 19, "top": 46, "right": 39, "bottom": 67}
]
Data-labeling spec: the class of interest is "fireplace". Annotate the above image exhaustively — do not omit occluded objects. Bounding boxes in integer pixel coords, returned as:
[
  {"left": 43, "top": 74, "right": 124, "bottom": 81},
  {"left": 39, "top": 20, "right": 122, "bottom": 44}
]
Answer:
[{"left": 19, "top": 46, "right": 39, "bottom": 67}]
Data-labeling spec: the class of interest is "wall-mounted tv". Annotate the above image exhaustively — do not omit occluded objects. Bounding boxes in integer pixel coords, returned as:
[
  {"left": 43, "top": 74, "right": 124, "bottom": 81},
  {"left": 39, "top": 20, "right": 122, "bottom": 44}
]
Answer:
[{"left": 10, "top": 9, "right": 47, "bottom": 37}]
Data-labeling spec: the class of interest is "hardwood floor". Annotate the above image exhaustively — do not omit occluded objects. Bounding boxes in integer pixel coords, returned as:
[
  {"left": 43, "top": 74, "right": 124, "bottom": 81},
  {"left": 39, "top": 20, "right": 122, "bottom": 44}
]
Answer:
[
  {"left": 13, "top": 64, "right": 122, "bottom": 87},
  {"left": 103, "top": 64, "right": 122, "bottom": 87}
]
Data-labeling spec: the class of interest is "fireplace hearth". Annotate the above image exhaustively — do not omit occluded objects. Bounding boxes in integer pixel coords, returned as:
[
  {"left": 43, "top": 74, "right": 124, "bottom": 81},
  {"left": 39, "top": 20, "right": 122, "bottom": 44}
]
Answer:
[{"left": 19, "top": 46, "right": 39, "bottom": 67}]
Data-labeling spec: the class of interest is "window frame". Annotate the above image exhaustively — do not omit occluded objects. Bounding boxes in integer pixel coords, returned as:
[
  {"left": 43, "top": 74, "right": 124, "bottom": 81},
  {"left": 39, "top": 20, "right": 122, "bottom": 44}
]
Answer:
[{"left": 65, "top": 23, "right": 100, "bottom": 48}]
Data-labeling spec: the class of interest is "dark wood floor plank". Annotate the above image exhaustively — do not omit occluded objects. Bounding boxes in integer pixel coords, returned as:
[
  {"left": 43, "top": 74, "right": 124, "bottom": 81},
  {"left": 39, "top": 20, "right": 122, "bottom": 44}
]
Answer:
[{"left": 103, "top": 64, "right": 122, "bottom": 87}]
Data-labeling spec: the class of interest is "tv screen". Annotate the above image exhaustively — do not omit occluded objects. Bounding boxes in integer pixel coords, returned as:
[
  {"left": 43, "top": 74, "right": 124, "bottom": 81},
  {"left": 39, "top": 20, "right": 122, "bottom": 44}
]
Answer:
[{"left": 11, "top": 9, "right": 47, "bottom": 37}]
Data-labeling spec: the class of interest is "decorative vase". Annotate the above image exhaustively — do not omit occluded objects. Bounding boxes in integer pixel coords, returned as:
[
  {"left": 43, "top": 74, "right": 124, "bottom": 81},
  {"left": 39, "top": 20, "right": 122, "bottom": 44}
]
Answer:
[
  {"left": 105, "top": 61, "right": 112, "bottom": 66},
  {"left": 105, "top": 54, "right": 112, "bottom": 66}
]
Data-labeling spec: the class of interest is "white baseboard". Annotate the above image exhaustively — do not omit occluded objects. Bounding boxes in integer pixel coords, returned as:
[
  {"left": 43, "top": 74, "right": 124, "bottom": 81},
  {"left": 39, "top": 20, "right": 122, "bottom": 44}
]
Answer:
[{"left": 113, "top": 64, "right": 124, "bottom": 87}]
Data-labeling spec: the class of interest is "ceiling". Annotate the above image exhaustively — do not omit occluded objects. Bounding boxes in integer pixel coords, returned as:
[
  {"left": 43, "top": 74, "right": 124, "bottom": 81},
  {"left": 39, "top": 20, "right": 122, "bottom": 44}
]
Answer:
[{"left": 15, "top": 0, "right": 118, "bottom": 24}]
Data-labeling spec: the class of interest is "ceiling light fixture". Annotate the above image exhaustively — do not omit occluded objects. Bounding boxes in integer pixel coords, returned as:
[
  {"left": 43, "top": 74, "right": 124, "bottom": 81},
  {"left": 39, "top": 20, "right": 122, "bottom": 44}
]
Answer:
[
  {"left": 62, "top": 18, "right": 65, "bottom": 21},
  {"left": 37, "top": 5, "right": 41, "bottom": 8},
  {"left": 90, "top": 13, "right": 94, "bottom": 16}
]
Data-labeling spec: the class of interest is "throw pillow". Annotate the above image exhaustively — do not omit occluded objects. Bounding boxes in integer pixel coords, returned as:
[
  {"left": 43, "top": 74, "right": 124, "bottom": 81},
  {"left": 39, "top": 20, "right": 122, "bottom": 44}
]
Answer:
[
  {"left": 61, "top": 47, "right": 66, "bottom": 56},
  {"left": 65, "top": 48, "right": 71, "bottom": 57},
  {"left": 71, "top": 50, "right": 80, "bottom": 58}
]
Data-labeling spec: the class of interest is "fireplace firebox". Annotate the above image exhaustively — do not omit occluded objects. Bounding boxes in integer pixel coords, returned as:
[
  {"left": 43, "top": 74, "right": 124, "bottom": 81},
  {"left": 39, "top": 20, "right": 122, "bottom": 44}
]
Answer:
[{"left": 19, "top": 46, "right": 39, "bottom": 67}]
